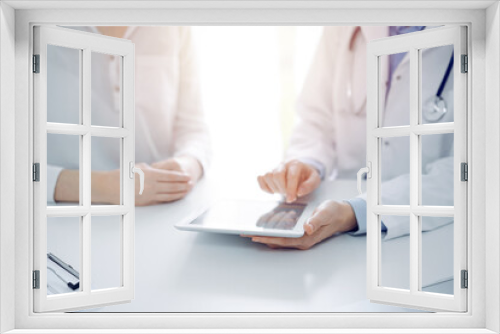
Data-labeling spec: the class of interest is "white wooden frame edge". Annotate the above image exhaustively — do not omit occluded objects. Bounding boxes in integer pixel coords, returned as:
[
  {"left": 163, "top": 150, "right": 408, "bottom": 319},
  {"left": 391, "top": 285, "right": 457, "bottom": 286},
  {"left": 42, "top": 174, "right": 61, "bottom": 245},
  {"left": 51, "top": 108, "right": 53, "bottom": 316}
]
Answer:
[
  {"left": 0, "top": 2, "right": 17, "bottom": 334},
  {"left": 484, "top": 2, "right": 500, "bottom": 333},
  {"left": 0, "top": 1, "right": 496, "bottom": 333},
  {"left": 2, "top": 329, "right": 499, "bottom": 334},
  {"left": 11, "top": 5, "right": 489, "bottom": 332}
]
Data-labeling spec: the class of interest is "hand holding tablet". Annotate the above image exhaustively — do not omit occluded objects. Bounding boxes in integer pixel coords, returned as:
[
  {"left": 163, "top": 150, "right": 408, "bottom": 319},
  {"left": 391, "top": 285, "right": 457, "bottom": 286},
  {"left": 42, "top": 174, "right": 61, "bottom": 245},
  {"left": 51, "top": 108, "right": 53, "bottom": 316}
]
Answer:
[{"left": 244, "top": 200, "right": 358, "bottom": 250}]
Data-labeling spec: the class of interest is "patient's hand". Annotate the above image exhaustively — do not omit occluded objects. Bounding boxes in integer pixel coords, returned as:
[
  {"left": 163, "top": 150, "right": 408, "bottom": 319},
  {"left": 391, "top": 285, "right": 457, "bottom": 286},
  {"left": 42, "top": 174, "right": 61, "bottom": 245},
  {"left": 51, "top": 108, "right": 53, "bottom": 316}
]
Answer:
[
  {"left": 92, "top": 163, "right": 193, "bottom": 206},
  {"left": 134, "top": 163, "right": 195, "bottom": 206},
  {"left": 242, "top": 200, "right": 357, "bottom": 250},
  {"left": 152, "top": 156, "right": 203, "bottom": 183},
  {"left": 55, "top": 163, "right": 194, "bottom": 206}
]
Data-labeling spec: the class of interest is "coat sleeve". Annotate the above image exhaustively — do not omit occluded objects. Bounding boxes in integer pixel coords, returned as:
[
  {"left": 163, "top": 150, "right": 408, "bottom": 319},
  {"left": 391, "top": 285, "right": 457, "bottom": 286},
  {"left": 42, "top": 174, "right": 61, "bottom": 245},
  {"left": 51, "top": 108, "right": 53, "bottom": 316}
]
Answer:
[
  {"left": 381, "top": 155, "right": 454, "bottom": 240},
  {"left": 172, "top": 27, "right": 212, "bottom": 172},
  {"left": 347, "top": 155, "right": 455, "bottom": 240},
  {"left": 285, "top": 28, "right": 339, "bottom": 176}
]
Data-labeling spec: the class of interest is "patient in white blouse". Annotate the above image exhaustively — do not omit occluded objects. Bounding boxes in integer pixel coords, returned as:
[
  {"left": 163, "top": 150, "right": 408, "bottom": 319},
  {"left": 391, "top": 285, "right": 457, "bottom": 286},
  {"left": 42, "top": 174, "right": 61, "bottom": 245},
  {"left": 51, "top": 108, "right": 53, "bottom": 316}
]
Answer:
[{"left": 48, "top": 26, "right": 211, "bottom": 206}]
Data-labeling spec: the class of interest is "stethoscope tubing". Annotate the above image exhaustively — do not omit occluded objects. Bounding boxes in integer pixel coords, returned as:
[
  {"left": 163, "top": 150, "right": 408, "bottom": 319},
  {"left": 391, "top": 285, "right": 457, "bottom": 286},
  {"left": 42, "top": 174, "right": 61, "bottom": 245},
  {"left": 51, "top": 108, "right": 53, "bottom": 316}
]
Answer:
[
  {"left": 436, "top": 52, "right": 454, "bottom": 98},
  {"left": 422, "top": 51, "right": 454, "bottom": 123}
]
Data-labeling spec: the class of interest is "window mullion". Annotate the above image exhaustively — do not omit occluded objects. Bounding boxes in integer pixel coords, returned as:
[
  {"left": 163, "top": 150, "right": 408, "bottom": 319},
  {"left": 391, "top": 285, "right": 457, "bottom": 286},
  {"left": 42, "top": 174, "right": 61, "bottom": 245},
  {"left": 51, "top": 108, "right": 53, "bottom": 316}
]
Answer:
[
  {"left": 46, "top": 123, "right": 89, "bottom": 135},
  {"left": 413, "top": 123, "right": 454, "bottom": 135},
  {"left": 417, "top": 48, "right": 424, "bottom": 292},
  {"left": 372, "top": 205, "right": 454, "bottom": 216},
  {"left": 82, "top": 47, "right": 91, "bottom": 208},
  {"left": 409, "top": 47, "right": 419, "bottom": 294},
  {"left": 90, "top": 126, "right": 129, "bottom": 138},
  {"left": 82, "top": 47, "right": 92, "bottom": 294}
]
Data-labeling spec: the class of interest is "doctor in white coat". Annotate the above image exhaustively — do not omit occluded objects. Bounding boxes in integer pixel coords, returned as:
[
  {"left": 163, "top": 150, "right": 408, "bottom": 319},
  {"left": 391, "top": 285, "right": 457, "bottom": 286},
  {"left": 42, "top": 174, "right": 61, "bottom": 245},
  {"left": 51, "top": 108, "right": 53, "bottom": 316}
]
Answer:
[
  {"left": 251, "top": 26, "right": 454, "bottom": 249},
  {"left": 48, "top": 26, "right": 211, "bottom": 206}
]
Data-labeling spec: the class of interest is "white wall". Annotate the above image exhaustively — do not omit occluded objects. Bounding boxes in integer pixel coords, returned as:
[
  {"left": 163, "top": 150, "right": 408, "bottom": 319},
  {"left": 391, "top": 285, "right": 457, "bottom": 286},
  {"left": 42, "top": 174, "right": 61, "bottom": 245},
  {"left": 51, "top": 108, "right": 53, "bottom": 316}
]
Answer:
[
  {"left": 485, "top": 2, "right": 500, "bottom": 332},
  {"left": 193, "top": 26, "right": 321, "bottom": 198}
]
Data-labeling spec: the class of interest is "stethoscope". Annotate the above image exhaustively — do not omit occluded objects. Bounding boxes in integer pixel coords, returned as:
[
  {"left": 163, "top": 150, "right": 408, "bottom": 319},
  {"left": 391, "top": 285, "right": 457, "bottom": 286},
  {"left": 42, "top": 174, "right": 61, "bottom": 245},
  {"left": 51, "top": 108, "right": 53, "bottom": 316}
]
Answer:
[
  {"left": 422, "top": 53, "right": 454, "bottom": 122},
  {"left": 345, "top": 49, "right": 454, "bottom": 123}
]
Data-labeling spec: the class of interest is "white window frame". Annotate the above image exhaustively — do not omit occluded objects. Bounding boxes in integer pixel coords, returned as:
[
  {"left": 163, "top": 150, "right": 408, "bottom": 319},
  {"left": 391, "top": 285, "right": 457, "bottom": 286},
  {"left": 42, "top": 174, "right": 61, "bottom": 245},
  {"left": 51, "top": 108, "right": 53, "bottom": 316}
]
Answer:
[
  {"left": 365, "top": 26, "right": 468, "bottom": 312},
  {"left": 0, "top": 1, "right": 498, "bottom": 333},
  {"left": 33, "top": 25, "right": 136, "bottom": 312}
]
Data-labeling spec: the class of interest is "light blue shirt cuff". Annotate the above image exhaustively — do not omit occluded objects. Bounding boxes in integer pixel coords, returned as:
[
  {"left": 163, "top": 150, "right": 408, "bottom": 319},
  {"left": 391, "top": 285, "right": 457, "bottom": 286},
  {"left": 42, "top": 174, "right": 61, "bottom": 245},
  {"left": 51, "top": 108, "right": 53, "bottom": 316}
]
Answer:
[
  {"left": 297, "top": 158, "right": 326, "bottom": 180},
  {"left": 345, "top": 198, "right": 387, "bottom": 236}
]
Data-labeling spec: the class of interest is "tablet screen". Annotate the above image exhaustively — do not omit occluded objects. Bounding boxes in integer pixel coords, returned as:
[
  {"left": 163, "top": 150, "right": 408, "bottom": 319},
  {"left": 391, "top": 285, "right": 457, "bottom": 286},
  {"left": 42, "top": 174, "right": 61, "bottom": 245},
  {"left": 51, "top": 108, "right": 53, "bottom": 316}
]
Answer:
[{"left": 190, "top": 200, "right": 306, "bottom": 231}]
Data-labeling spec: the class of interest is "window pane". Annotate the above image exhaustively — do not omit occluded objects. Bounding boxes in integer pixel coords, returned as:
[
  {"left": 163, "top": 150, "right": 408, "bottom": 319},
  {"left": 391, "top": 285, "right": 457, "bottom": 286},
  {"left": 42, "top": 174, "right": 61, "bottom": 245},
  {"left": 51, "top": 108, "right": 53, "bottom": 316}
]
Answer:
[
  {"left": 421, "top": 216, "right": 454, "bottom": 295},
  {"left": 379, "top": 52, "right": 409, "bottom": 127},
  {"left": 91, "top": 137, "right": 121, "bottom": 205},
  {"left": 420, "top": 133, "right": 454, "bottom": 206},
  {"left": 420, "top": 45, "right": 454, "bottom": 124},
  {"left": 380, "top": 215, "right": 410, "bottom": 290},
  {"left": 92, "top": 52, "right": 122, "bottom": 128},
  {"left": 47, "top": 133, "right": 80, "bottom": 206},
  {"left": 91, "top": 215, "right": 122, "bottom": 290},
  {"left": 380, "top": 136, "right": 410, "bottom": 205},
  {"left": 47, "top": 45, "right": 81, "bottom": 124},
  {"left": 47, "top": 217, "right": 81, "bottom": 295}
]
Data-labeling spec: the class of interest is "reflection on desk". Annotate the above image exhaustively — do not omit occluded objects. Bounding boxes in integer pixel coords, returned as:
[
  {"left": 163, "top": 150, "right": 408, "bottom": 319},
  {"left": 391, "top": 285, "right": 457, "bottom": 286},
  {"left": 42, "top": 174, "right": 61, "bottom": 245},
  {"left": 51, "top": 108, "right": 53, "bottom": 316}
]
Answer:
[{"left": 46, "top": 178, "right": 453, "bottom": 312}]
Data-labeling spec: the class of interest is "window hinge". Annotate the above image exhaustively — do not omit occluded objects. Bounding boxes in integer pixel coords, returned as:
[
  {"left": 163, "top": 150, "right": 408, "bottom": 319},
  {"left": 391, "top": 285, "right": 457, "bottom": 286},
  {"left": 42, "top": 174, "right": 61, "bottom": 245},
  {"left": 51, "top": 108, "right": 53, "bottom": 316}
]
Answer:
[
  {"left": 33, "top": 54, "right": 40, "bottom": 73},
  {"left": 33, "top": 163, "right": 40, "bottom": 182},
  {"left": 461, "top": 54, "right": 468, "bottom": 73},
  {"left": 461, "top": 162, "right": 468, "bottom": 181},
  {"left": 33, "top": 270, "right": 40, "bottom": 289},
  {"left": 461, "top": 270, "right": 468, "bottom": 289}
]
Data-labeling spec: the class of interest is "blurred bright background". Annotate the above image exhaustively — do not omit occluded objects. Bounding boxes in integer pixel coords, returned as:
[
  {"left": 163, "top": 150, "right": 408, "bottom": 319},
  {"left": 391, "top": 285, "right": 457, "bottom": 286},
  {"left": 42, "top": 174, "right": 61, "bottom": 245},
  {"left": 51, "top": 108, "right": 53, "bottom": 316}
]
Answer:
[{"left": 193, "top": 26, "right": 323, "bottom": 198}]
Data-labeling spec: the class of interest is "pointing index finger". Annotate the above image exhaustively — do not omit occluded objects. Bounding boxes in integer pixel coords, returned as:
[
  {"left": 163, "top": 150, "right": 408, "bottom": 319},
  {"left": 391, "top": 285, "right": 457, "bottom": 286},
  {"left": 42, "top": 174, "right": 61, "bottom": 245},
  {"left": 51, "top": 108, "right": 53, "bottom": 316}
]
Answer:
[{"left": 285, "top": 163, "right": 301, "bottom": 202}]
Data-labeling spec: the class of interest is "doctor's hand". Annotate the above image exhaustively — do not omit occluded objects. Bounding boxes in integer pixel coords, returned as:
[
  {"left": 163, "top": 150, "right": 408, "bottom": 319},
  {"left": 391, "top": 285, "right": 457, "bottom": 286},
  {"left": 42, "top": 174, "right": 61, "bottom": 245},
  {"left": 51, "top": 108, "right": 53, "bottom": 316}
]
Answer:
[
  {"left": 242, "top": 200, "right": 357, "bottom": 250},
  {"left": 257, "top": 160, "right": 321, "bottom": 203}
]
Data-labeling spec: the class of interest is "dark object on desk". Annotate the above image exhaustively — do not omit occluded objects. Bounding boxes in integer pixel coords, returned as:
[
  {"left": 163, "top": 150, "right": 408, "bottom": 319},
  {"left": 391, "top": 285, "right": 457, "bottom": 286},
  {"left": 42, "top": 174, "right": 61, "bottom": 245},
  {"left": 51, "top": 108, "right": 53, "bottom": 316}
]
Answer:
[{"left": 48, "top": 252, "right": 80, "bottom": 291}]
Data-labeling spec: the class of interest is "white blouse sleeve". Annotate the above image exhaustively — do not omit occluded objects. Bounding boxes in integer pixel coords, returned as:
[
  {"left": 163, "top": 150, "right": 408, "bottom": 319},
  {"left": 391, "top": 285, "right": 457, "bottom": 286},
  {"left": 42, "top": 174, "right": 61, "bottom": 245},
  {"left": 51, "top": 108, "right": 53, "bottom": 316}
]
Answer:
[{"left": 172, "top": 27, "right": 212, "bottom": 172}]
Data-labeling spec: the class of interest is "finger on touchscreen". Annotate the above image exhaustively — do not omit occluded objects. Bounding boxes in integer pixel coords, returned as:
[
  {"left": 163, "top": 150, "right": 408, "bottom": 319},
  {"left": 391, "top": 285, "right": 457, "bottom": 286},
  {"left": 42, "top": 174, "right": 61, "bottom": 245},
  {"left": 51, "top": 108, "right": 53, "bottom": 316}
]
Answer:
[{"left": 285, "top": 164, "right": 300, "bottom": 203}]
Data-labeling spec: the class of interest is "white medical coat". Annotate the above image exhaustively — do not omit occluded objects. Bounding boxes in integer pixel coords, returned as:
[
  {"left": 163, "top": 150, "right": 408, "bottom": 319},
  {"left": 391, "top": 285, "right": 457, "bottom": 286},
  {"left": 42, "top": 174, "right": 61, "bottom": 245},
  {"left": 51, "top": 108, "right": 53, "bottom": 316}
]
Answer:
[{"left": 286, "top": 27, "right": 455, "bottom": 239}]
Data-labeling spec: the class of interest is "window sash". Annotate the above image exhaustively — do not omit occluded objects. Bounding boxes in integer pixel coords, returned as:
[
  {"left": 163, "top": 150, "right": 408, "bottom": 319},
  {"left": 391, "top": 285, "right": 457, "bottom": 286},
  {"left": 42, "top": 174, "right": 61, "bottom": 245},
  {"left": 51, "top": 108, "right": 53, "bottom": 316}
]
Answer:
[
  {"left": 33, "top": 25, "right": 136, "bottom": 312},
  {"left": 366, "top": 25, "right": 468, "bottom": 312}
]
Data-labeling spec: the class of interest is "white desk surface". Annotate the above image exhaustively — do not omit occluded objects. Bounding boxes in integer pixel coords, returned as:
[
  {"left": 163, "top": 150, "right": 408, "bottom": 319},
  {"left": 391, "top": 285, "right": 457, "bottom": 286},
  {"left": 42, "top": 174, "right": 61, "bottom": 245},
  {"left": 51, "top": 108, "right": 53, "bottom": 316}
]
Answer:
[{"left": 47, "top": 177, "right": 453, "bottom": 313}]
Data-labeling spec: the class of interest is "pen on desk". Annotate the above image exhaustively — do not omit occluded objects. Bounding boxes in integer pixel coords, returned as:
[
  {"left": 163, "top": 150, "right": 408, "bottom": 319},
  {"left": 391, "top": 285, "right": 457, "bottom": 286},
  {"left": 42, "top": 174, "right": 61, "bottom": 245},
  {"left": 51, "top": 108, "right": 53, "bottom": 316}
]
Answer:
[
  {"left": 48, "top": 252, "right": 79, "bottom": 279},
  {"left": 47, "top": 267, "right": 79, "bottom": 290},
  {"left": 47, "top": 252, "right": 80, "bottom": 290}
]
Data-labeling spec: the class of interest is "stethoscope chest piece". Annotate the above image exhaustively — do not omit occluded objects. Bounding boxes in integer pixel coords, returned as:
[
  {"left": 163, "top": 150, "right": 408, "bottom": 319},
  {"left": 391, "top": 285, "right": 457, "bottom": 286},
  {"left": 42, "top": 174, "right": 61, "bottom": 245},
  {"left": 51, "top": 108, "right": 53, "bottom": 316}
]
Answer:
[
  {"left": 423, "top": 95, "right": 447, "bottom": 122},
  {"left": 422, "top": 52, "right": 454, "bottom": 123}
]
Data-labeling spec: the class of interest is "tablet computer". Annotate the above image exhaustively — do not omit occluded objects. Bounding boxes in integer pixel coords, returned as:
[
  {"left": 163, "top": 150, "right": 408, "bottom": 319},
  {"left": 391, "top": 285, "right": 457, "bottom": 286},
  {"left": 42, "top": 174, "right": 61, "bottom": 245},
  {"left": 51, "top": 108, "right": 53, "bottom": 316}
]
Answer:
[{"left": 174, "top": 199, "right": 307, "bottom": 238}]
